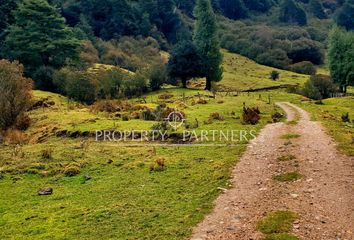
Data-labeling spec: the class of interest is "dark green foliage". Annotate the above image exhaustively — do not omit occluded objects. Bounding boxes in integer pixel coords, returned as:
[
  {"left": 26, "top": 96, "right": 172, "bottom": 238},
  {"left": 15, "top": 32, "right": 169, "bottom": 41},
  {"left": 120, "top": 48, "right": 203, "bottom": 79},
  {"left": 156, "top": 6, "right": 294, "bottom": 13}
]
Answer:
[
  {"left": 289, "top": 61, "right": 317, "bottom": 75},
  {"left": 194, "top": 0, "right": 223, "bottom": 91},
  {"left": 219, "top": 0, "right": 248, "bottom": 20},
  {"left": 309, "top": 0, "right": 327, "bottom": 19},
  {"left": 336, "top": 0, "right": 354, "bottom": 31},
  {"left": 148, "top": 63, "right": 168, "bottom": 91},
  {"left": 243, "top": 0, "right": 274, "bottom": 12},
  {"left": 168, "top": 41, "right": 202, "bottom": 88},
  {"left": 0, "top": 0, "right": 17, "bottom": 43},
  {"left": 96, "top": 69, "right": 124, "bottom": 99},
  {"left": 302, "top": 74, "right": 337, "bottom": 100},
  {"left": 257, "top": 49, "right": 291, "bottom": 69},
  {"left": 328, "top": 27, "right": 354, "bottom": 92},
  {"left": 270, "top": 71, "right": 280, "bottom": 81},
  {"left": 5, "top": 0, "right": 80, "bottom": 72},
  {"left": 33, "top": 66, "right": 55, "bottom": 91},
  {"left": 279, "top": 0, "right": 307, "bottom": 26},
  {"left": 97, "top": 37, "right": 163, "bottom": 72},
  {"left": 287, "top": 38, "right": 324, "bottom": 64},
  {"left": 64, "top": 71, "right": 98, "bottom": 104}
]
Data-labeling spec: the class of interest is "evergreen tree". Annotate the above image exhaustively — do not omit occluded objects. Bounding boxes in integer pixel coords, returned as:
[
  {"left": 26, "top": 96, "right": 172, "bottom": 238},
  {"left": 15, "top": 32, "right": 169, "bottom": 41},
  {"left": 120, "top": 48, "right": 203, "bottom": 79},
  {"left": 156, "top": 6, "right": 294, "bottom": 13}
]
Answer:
[
  {"left": 168, "top": 41, "right": 202, "bottom": 88},
  {"left": 193, "top": 0, "right": 223, "bottom": 91},
  {"left": 328, "top": 27, "right": 354, "bottom": 92},
  {"left": 279, "top": 0, "right": 307, "bottom": 26},
  {"left": 4, "top": 0, "right": 80, "bottom": 78},
  {"left": 336, "top": 0, "right": 354, "bottom": 31},
  {"left": 309, "top": 0, "right": 327, "bottom": 19},
  {"left": 219, "top": 0, "right": 248, "bottom": 20}
]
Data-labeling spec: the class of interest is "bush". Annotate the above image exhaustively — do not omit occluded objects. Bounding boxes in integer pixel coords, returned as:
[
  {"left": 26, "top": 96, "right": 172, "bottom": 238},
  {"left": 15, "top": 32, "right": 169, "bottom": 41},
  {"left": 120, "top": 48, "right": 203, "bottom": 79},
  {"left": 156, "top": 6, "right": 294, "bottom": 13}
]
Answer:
[
  {"left": 287, "top": 38, "right": 324, "bottom": 64},
  {"left": 90, "top": 100, "right": 120, "bottom": 113},
  {"left": 270, "top": 71, "right": 280, "bottom": 81},
  {"left": 33, "top": 66, "right": 55, "bottom": 91},
  {"left": 14, "top": 114, "right": 31, "bottom": 131},
  {"left": 96, "top": 69, "right": 124, "bottom": 99},
  {"left": 289, "top": 61, "right": 317, "bottom": 75},
  {"left": 242, "top": 106, "right": 261, "bottom": 125},
  {"left": 122, "top": 73, "right": 148, "bottom": 98},
  {"left": 149, "top": 63, "right": 167, "bottom": 91},
  {"left": 150, "top": 158, "right": 166, "bottom": 172},
  {"left": 0, "top": 60, "right": 33, "bottom": 130},
  {"left": 302, "top": 74, "right": 337, "bottom": 100},
  {"left": 209, "top": 112, "right": 224, "bottom": 121},
  {"left": 256, "top": 49, "right": 291, "bottom": 69},
  {"left": 342, "top": 113, "right": 350, "bottom": 123},
  {"left": 64, "top": 71, "right": 98, "bottom": 104}
]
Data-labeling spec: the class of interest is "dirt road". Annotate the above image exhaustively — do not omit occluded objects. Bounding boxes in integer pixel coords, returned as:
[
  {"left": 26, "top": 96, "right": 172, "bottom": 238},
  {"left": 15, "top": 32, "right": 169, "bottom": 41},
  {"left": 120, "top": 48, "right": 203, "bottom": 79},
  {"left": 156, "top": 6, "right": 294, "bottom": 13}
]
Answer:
[{"left": 191, "top": 102, "right": 354, "bottom": 240}]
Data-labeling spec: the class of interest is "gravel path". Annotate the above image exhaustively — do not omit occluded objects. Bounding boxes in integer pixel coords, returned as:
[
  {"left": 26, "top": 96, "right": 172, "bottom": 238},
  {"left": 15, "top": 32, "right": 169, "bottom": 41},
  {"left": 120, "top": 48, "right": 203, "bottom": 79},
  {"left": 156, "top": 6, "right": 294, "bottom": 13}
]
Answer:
[{"left": 191, "top": 102, "right": 354, "bottom": 240}]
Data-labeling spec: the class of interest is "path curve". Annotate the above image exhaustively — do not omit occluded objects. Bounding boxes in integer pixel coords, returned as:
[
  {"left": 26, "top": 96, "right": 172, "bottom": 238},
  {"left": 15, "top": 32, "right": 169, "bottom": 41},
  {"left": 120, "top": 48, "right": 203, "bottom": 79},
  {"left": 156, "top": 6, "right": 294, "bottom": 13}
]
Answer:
[{"left": 191, "top": 102, "right": 354, "bottom": 240}]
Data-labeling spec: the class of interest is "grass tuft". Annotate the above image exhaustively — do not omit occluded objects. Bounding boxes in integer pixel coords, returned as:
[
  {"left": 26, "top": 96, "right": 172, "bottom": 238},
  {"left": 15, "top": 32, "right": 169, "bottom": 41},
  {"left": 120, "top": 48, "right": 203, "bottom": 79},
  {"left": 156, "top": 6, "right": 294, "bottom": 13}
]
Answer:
[
  {"left": 277, "top": 155, "right": 296, "bottom": 162},
  {"left": 257, "top": 211, "right": 298, "bottom": 234},
  {"left": 281, "top": 134, "right": 301, "bottom": 140},
  {"left": 273, "top": 172, "right": 302, "bottom": 182}
]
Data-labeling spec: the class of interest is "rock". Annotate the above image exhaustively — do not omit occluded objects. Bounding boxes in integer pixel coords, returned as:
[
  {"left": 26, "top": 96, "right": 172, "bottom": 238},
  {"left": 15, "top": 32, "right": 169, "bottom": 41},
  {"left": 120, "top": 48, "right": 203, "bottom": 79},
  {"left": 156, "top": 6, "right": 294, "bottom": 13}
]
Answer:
[
  {"left": 290, "top": 193, "right": 299, "bottom": 198},
  {"left": 38, "top": 187, "right": 53, "bottom": 195},
  {"left": 84, "top": 175, "right": 91, "bottom": 181}
]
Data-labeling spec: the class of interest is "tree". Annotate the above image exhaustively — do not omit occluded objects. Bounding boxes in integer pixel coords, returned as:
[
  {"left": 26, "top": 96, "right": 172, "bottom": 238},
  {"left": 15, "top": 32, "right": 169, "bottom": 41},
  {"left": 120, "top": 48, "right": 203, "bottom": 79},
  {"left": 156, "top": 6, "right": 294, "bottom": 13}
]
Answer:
[
  {"left": 309, "top": 0, "right": 327, "bottom": 19},
  {"left": 243, "top": 0, "right": 274, "bottom": 12},
  {"left": 193, "top": 0, "right": 223, "bottom": 91},
  {"left": 149, "top": 62, "right": 168, "bottom": 91},
  {"left": 302, "top": 75, "right": 337, "bottom": 100},
  {"left": 0, "top": 60, "right": 33, "bottom": 130},
  {"left": 4, "top": 0, "right": 80, "bottom": 80},
  {"left": 168, "top": 41, "right": 202, "bottom": 88},
  {"left": 219, "top": 0, "right": 248, "bottom": 20},
  {"left": 328, "top": 27, "right": 354, "bottom": 92},
  {"left": 287, "top": 38, "right": 324, "bottom": 64},
  {"left": 336, "top": 0, "right": 354, "bottom": 31},
  {"left": 279, "top": 0, "right": 307, "bottom": 26}
]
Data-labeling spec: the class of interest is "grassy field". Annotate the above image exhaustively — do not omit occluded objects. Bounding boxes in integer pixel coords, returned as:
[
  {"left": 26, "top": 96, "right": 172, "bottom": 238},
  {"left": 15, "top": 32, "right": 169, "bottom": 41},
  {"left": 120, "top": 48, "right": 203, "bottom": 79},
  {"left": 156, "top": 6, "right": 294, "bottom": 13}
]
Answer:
[
  {"left": 0, "top": 88, "right": 289, "bottom": 239},
  {"left": 219, "top": 50, "right": 309, "bottom": 91},
  {"left": 295, "top": 97, "right": 354, "bottom": 156},
  {"left": 0, "top": 50, "right": 352, "bottom": 239}
]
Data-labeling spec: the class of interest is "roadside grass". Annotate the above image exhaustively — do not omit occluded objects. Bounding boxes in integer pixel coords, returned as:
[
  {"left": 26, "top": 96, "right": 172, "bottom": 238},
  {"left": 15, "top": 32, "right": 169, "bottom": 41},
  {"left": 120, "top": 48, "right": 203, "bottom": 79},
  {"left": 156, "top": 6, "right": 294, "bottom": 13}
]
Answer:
[
  {"left": 273, "top": 172, "right": 302, "bottom": 182},
  {"left": 281, "top": 134, "right": 301, "bottom": 140},
  {"left": 0, "top": 88, "right": 277, "bottom": 239},
  {"left": 257, "top": 211, "right": 298, "bottom": 234},
  {"left": 295, "top": 97, "right": 354, "bottom": 156},
  {"left": 218, "top": 50, "right": 309, "bottom": 92},
  {"left": 286, "top": 120, "right": 298, "bottom": 125},
  {"left": 277, "top": 155, "right": 296, "bottom": 162}
]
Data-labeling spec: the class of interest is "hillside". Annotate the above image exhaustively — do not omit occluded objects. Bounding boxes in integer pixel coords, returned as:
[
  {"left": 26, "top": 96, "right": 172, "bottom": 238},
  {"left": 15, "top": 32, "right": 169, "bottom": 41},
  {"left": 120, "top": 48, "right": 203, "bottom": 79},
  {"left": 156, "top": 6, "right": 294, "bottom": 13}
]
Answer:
[{"left": 219, "top": 50, "right": 309, "bottom": 91}]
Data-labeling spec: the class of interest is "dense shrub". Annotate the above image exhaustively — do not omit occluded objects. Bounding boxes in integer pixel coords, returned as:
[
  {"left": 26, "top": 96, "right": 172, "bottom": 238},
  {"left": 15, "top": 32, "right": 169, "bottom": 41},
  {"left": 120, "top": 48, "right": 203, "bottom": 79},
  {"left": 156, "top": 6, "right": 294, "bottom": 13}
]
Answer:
[
  {"left": 64, "top": 71, "right": 98, "bottom": 104},
  {"left": 289, "top": 61, "right": 317, "bottom": 75},
  {"left": 287, "top": 38, "right": 324, "bottom": 64},
  {"left": 270, "top": 71, "right": 280, "bottom": 81},
  {"left": 242, "top": 106, "right": 260, "bottom": 125},
  {"left": 148, "top": 63, "right": 168, "bottom": 91},
  {"left": 33, "top": 66, "right": 55, "bottom": 91},
  {"left": 96, "top": 69, "right": 124, "bottom": 99},
  {"left": 279, "top": 0, "right": 307, "bottom": 26},
  {"left": 97, "top": 37, "right": 163, "bottom": 72},
  {"left": 256, "top": 49, "right": 291, "bottom": 69},
  {"left": 0, "top": 60, "right": 33, "bottom": 130},
  {"left": 302, "top": 74, "right": 337, "bottom": 100}
]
